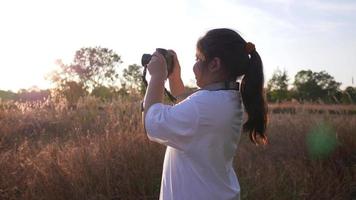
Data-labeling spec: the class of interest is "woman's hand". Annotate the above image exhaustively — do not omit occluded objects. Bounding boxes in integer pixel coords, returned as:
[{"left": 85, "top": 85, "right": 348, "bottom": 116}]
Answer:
[
  {"left": 167, "top": 50, "right": 185, "bottom": 99},
  {"left": 147, "top": 51, "right": 168, "bottom": 80},
  {"left": 167, "top": 50, "right": 182, "bottom": 81}
]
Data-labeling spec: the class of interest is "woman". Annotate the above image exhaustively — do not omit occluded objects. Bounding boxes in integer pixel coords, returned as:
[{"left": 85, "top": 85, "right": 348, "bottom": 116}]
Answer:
[{"left": 143, "top": 28, "right": 268, "bottom": 200}]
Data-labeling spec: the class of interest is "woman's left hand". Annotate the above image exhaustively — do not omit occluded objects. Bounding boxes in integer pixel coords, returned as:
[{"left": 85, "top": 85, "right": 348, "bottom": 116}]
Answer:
[
  {"left": 167, "top": 50, "right": 182, "bottom": 81},
  {"left": 147, "top": 51, "right": 168, "bottom": 80}
]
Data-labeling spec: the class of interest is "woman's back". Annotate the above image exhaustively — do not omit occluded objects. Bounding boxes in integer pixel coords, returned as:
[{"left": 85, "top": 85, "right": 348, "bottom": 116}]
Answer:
[{"left": 145, "top": 90, "right": 243, "bottom": 200}]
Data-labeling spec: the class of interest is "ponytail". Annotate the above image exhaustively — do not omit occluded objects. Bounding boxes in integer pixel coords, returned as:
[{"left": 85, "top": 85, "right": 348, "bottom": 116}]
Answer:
[{"left": 240, "top": 50, "right": 268, "bottom": 145}]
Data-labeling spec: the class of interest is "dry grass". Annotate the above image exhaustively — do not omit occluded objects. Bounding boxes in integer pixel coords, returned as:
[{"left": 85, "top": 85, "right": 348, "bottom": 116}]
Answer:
[{"left": 0, "top": 97, "right": 355, "bottom": 200}]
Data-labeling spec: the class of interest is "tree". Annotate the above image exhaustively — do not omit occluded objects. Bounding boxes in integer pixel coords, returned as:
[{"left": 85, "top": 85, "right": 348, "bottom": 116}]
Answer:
[
  {"left": 341, "top": 86, "right": 356, "bottom": 104},
  {"left": 91, "top": 86, "right": 116, "bottom": 100},
  {"left": 267, "top": 69, "right": 290, "bottom": 102},
  {"left": 294, "top": 70, "right": 319, "bottom": 102},
  {"left": 0, "top": 90, "right": 17, "bottom": 101},
  {"left": 48, "top": 47, "right": 122, "bottom": 104},
  {"left": 293, "top": 70, "right": 341, "bottom": 103},
  {"left": 50, "top": 47, "right": 122, "bottom": 91},
  {"left": 55, "top": 81, "right": 88, "bottom": 106},
  {"left": 122, "top": 64, "right": 145, "bottom": 94}
]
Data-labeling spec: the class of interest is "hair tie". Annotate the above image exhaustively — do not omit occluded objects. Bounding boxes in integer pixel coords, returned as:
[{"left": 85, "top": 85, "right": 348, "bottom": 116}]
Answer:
[{"left": 245, "top": 42, "right": 256, "bottom": 55}]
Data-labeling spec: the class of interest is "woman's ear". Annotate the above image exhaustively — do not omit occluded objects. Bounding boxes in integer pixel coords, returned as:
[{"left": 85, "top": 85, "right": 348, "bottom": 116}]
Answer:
[{"left": 208, "top": 57, "right": 222, "bottom": 72}]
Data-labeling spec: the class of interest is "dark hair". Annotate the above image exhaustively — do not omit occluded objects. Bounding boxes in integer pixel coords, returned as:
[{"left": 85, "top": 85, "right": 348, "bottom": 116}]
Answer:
[{"left": 197, "top": 28, "right": 268, "bottom": 145}]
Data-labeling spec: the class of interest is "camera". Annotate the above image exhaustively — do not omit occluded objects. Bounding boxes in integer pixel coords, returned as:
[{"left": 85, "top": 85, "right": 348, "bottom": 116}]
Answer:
[{"left": 141, "top": 48, "right": 174, "bottom": 77}]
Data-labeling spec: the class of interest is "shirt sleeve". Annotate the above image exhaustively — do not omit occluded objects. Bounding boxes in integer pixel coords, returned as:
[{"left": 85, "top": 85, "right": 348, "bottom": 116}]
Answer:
[{"left": 144, "top": 99, "right": 199, "bottom": 151}]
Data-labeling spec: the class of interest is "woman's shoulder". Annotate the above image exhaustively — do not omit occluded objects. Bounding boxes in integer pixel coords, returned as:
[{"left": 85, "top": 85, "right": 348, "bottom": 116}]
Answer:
[
  {"left": 184, "top": 90, "right": 211, "bottom": 102},
  {"left": 189, "top": 90, "right": 208, "bottom": 98},
  {"left": 179, "top": 90, "right": 241, "bottom": 112}
]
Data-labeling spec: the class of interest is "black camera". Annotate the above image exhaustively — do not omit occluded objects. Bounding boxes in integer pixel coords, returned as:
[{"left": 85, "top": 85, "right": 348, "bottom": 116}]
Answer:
[{"left": 141, "top": 48, "right": 174, "bottom": 77}]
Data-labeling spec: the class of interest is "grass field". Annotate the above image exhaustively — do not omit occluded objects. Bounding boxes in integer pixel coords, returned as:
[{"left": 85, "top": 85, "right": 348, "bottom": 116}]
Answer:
[{"left": 0, "top": 96, "right": 355, "bottom": 200}]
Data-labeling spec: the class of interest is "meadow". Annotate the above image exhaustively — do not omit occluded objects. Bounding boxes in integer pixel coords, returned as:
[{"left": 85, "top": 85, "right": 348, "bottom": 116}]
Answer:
[{"left": 0, "top": 96, "right": 355, "bottom": 200}]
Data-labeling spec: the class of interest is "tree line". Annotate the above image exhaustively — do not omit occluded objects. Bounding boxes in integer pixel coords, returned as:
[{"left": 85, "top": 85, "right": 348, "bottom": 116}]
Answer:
[
  {"left": 267, "top": 69, "right": 356, "bottom": 104},
  {"left": 0, "top": 46, "right": 355, "bottom": 104}
]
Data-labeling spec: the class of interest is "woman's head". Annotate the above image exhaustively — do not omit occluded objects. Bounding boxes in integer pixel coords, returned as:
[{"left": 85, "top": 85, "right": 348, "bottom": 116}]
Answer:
[
  {"left": 195, "top": 28, "right": 268, "bottom": 145},
  {"left": 195, "top": 28, "right": 249, "bottom": 83}
]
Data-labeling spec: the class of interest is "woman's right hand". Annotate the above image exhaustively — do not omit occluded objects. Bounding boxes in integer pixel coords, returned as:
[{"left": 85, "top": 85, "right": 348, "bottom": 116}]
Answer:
[{"left": 147, "top": 51, "right": 168, "bottom": 80}]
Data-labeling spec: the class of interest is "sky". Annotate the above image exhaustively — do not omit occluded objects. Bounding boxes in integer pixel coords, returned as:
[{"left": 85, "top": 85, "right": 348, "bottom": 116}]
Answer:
[{"left": 0, "top": 0, "right": 355, "bottom": 92}]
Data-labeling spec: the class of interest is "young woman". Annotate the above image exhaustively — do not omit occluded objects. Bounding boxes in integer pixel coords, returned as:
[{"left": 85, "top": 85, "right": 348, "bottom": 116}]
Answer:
[{"left": 143, "top": 28, "right": 268, "bottom": 200}]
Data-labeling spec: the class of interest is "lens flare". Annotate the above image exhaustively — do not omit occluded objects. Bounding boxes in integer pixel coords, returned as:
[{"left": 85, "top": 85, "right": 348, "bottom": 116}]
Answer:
[{"left": 306, "top": 121, "right": 338, "bottom": 160}]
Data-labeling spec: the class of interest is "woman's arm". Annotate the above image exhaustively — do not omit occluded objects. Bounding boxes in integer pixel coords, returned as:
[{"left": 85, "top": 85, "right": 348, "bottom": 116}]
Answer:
[
  {"left": 143, "top": 76, "right": 165, "bottom": 116},
  {"left": 142, "top": 52, "right": 167, "bottom": 129},
  {"left": 169, "top": 77, "right": 185, "bottom": 97},
  {"left": 167, "top": 50, "right": 186, "bottom": 101}
]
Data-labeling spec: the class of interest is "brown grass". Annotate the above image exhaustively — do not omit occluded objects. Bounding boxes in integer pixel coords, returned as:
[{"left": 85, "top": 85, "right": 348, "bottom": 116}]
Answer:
[{"left": 0, "top": 97, "right": 355, "bottom": 200}]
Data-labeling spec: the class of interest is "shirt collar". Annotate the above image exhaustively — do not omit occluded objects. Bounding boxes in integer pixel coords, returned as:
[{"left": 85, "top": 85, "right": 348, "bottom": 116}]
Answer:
[{"left": 201, "top": 81, "right": 239, "bottom": 91}]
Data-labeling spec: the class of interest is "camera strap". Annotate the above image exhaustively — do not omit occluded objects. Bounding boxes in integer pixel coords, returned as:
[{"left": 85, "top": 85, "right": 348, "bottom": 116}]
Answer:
[{"left": 142, "top": 64, "right": 177, "bottom": 103}]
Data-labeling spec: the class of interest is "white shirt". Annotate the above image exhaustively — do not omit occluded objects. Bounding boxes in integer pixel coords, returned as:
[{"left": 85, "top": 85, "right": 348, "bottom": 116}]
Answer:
[{"left": 145, "top": 89, "right": 244, "bottom": 200}]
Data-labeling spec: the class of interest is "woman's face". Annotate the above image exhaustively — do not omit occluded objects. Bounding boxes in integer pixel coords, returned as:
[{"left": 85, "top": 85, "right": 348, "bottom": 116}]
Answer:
[{"left": 193, "top": 51, "right": 207, "bottom": 88}]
